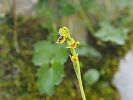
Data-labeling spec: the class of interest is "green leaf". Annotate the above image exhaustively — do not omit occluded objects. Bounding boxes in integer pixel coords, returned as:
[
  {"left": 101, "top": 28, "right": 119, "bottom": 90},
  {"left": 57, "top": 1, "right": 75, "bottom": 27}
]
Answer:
[
  {"left": 53, "top": 45, "right": 68, "bottom": 64},
  {"left": 32, "top": 40, "right": 68, "bottom": 96},
  {"left": 32, "top": 40, "right": 68, "bottom": 66},
  {"left": 94, "top": 21, "right": 129, "bottom": 45},
  {"left": 83, "top": 69, "right": 100, "bottom": 86},
  {"left": 52, "top": 62, "right": 65, "bottom": 85},
  {"left": 37, "top": 62, "right": 64, "bottom": 96},
  {"left": 32, "top": 41, "right": 53, "bottom": 66}
]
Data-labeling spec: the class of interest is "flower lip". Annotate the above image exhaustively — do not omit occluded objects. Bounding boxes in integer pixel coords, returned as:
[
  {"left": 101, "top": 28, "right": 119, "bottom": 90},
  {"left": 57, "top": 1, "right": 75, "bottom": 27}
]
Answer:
[
  {"left": 70, "top": 55, "right": 79, "bottom": 62},
  {"left": 67, "top": 39, "right": 80, "bottom": 48},
  {"left": 71, "top": 41, "right": 80, "bottom": 47},
  {"left": 56, "top": 35, "right": 66, "bottom": 44},
  {"left": 58, "top": 35, "right": 64, "bottom": 41}
]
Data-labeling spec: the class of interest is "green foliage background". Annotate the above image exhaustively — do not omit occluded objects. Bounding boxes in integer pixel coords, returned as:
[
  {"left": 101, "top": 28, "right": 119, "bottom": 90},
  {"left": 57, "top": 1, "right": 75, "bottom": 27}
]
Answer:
[{"left": 0, "top": 0, "right": 133, "bottom": 100}]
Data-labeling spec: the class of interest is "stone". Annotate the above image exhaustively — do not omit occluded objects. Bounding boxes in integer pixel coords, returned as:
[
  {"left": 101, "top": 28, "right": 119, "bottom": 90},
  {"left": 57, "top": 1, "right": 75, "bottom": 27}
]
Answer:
[{"left": 113, "top": 48, "right": 133, "bottom": 100}]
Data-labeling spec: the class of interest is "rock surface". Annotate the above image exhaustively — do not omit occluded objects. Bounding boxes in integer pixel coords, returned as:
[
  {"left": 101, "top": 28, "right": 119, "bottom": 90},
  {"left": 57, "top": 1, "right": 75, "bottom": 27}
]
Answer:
[
  {"left": 0, "top": 0, "right": 37, "bottom": 16},
  {"left": 113, "top": 48, "right": 133, "bottom": 100}
]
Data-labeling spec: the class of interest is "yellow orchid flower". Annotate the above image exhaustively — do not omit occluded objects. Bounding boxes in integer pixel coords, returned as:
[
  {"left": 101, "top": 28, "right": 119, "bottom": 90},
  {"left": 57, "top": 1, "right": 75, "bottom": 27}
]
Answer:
[
  {"left": 56, "top": 27, "right": 86, "bottom": 100},
  {"left": 70, "top": 55, "right": 79, "bottom": 62},
  {"left": 67, "top": 38, "right": 80, "bottom": 48},
  {"left": 56, "top": 35, "right": 66, "bottom": 44}
]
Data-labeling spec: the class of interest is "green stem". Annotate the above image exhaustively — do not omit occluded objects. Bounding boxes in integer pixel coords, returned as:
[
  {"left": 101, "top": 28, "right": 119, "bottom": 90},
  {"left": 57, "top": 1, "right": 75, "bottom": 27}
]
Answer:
[
  {"left": 79, "top": 7, "right": 94, "bottom": 33},
  {"left": 73, "top": 0, "right": 95, "bottom": 33},
  {"left": 13, "top": 0, "right": 20, "bottom": 53},
  {"left": 3, "top": 0, "right": 9, "bottom": 11},
  {"left": 66, "top": 29, "right": 86, "bottom": 100},
  {"left": 75, "top": 61, "right": 86, "bottom": 100},
  {"left": 70, "top": 49, "right": 86, "bottom": 100}
]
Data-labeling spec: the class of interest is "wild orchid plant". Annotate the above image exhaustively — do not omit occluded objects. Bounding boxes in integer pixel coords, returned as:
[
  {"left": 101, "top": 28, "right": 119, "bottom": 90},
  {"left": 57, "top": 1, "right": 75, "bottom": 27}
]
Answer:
[{"left": 56, "top": 27, "right": 86, "bottom": 100}]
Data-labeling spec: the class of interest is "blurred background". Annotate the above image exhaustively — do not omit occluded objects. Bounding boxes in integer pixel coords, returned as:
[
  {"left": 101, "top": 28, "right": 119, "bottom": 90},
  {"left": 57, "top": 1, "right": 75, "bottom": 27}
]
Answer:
[{"left": 0, "top": 0, "right": 133, "bottom": 100}]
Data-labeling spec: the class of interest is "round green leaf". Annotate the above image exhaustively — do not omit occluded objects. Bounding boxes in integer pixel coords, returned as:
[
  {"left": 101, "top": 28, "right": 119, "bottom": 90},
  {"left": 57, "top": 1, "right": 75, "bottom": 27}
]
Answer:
[{"left": 83, "top": 69, "right": 100, "bottom": 85}]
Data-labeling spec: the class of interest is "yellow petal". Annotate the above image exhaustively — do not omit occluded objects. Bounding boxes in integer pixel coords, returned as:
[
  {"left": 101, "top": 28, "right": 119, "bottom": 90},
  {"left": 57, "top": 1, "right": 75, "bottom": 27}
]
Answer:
[{"left": 58, "top": 27, "right": 69, "bottom": 38}]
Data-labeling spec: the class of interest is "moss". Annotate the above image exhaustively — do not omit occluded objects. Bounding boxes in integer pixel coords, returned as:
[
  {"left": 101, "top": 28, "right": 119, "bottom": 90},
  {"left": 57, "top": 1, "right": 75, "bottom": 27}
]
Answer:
[{"left": 0, "top": 16, "right": 133, "bottom": 100}]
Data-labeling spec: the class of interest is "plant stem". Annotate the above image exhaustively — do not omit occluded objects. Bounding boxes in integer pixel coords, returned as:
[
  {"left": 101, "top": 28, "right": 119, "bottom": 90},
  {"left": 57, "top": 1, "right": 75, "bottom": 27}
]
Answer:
[
  {"left": 65, "top": 28, "right": 86, "bottom": 100},
  {"left": 3, "top": 0, "right": 9, "bottom": 12},
  {"left": 78, "top": 7, "right": 94, "bottom": 33},
  {"left": 13, "top": 0, "right": 20, "bottom": 53},
  {"left": 76, "top": 62, "right": 86, "bottom": 100},
  {"left": 73, "top": 0, "right": 95, "bottom": 33},
  {"left": 70, "top": 48, "right": 86, "bottom": 100}
]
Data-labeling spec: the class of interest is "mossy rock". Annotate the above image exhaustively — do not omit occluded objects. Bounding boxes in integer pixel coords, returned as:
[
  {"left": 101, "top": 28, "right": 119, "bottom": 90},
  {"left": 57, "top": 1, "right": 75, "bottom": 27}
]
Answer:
[{"left": 0, "top": 16, "right": 133, "bottom": 100}]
